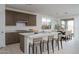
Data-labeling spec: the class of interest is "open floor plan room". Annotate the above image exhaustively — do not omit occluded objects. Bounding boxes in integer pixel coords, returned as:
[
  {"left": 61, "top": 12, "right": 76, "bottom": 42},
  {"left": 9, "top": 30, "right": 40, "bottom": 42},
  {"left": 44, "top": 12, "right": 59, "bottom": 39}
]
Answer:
[{"left": 0, "top": 4, "right": 79, "bottom": 54}]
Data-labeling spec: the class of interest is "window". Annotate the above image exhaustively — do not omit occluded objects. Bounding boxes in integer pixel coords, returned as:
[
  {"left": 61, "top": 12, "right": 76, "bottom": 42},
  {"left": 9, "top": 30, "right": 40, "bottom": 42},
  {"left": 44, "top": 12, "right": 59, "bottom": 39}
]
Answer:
[
  {"left": 61, "top": 21, "right": 66, "bottom": 29},
  {"left": 67, "top": 20, "right": 74, "bottom": 33},
  {"left": 42, "top": 17, "right": 51, "bottom": 29},
  {"left": 61, "top": 19, "right": 74, "bottom": 33}
]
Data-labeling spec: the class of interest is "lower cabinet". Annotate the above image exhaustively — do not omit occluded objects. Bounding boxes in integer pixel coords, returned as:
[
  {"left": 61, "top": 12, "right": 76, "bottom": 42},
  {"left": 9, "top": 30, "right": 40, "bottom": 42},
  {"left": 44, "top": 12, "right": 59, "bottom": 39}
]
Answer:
[
  {"left": 5, "top": 32, "right": 20, "bottom": 45},
  {"left": 19, "top": 35, "right": 24, "bottom": 52}
]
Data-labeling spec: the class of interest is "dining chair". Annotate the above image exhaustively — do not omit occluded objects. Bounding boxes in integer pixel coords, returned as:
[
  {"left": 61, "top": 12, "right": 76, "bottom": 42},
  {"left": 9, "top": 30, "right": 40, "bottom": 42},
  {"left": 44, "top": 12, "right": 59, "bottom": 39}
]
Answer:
[
  {"left": 66, "top": 31, "right": 72, "bottom": 39},
  {"left": 61, "top": 31, "right": 72, "bottom": 41}
]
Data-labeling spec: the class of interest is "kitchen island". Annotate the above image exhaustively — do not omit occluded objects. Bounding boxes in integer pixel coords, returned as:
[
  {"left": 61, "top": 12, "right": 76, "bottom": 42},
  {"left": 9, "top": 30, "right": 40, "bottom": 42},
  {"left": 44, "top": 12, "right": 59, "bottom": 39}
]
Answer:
[{"left": 19, "top": 32, "right": 59, "bottom": 54}]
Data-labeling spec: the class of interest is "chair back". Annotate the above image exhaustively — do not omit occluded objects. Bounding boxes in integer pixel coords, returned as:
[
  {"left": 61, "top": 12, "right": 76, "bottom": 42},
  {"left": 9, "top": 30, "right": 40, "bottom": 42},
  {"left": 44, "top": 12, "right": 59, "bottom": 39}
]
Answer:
[
  {"left": 33, "top": 37, "right": 42, "bottom": 43},
  {"left": 53, "top": 33, "right": 58, "bottom": 39},
  {"left": 66, "top": 31, "right": 72, "bottom": 36}
]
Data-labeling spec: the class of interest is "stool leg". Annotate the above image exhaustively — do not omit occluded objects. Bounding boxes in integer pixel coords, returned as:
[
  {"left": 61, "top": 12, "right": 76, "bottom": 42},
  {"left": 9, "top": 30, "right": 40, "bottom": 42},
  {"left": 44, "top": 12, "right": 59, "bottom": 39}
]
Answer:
[
  {"left": 52, "top": 39, "right": 54, "bottom": 53},
  {"left": 33, "top": 43, "right": 34, "bottom": 54},
  {"left": 57, "top": 39, "right": 59, "bottom": 50},
  {"left": 43, "top": 41, "right": 44, "bottom": 52},
  {"left": 36, "top": 46, "right": 37, "bottom": 54},
  {"left": 40, "top": 41, "right": 42, "bottom": 54},
  {"left": 47, "top": 40, "right": 49, "bottom": 54},
  {"left": 29, "top": 43, "right": 30, "bottom": 54},
  {"left": 60, "top": 39, "right": 63, "bottom": 49}
]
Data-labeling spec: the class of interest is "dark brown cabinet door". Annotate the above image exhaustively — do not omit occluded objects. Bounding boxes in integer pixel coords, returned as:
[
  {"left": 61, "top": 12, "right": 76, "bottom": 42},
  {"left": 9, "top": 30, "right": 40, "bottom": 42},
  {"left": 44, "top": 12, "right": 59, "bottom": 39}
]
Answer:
[
  {"left": 27, "top": 14, "right": 36, "bottom": 26},
  {"left": 6, "top": 10, "right": 36, "bottom": 26},
  {"left": 5, "top": 33, "right": 20, "bottom": 45},
  {"left": 15, "top": 12, "right": 28, "bottom": 22},
  {"left": 6, "top": 10, "right": 16, "bottom": 25}
]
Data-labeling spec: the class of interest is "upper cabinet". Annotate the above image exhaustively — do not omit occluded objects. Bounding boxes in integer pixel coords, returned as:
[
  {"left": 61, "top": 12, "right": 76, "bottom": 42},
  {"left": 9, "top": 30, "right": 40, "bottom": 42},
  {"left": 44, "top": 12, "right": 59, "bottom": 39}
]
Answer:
[
  {"left": 5, "top": 10, "right": 36, "bottom": 26},
  {"left": 6, "top": 10, "right": 16, "bottom": 25},
  {"left": 27, "top": 14, "right": 36, "bottom": 26},
  {"left": 15, "top": 12, "right": 29, "bottom": 22}
]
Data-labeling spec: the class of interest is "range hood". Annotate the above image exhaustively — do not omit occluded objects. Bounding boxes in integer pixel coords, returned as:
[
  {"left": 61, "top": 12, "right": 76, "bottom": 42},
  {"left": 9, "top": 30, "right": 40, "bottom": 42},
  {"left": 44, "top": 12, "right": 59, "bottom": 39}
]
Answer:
[
  {"left": 16, "top": 20, "right": 28, "bottom": 26},
  {"left": 16, "top": 21, "right": 28, "bottom": 23}
]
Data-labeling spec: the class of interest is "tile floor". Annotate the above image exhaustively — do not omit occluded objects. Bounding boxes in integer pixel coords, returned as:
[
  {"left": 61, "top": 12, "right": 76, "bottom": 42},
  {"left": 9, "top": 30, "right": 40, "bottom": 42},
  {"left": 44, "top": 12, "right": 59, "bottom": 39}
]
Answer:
[{"left": 0, "top": 43, "right": 23, "bottom": 54}]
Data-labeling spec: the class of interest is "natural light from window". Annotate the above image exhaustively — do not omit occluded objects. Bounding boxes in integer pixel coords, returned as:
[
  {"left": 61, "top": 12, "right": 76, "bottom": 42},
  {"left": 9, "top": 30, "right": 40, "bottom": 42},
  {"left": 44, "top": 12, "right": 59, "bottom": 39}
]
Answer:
[{"left": 42, "top": 17, "right": 51, "bottom": 29}]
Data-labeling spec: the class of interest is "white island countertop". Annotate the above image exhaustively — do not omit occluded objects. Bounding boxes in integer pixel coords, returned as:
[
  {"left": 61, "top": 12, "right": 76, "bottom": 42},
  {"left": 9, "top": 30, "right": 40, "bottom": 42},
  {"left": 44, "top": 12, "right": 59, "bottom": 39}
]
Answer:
[
  {"left": 19, "top": 32, "right": 34, "bottom": 36},
  {"left": 19, "top": 32, "right": 59, "bottom": 38}
]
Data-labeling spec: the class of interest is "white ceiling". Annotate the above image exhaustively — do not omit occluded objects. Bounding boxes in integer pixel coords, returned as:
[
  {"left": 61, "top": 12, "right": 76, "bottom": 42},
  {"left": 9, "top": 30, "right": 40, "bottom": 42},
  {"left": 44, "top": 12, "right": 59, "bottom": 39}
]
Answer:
[{"left": 6, "top": 4, "right": 79, "bottom": 18}]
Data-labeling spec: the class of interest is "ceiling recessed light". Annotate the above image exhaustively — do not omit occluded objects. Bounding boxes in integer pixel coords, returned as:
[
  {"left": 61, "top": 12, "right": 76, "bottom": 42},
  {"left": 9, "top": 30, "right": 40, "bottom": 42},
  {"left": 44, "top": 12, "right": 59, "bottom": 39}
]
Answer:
[
  {"left": 25, "top": 4, "right": 32, "bottom": 6},
  {"left": 64, "top": 12, "right": 68, "bottom": 14},
  {"left": 56, "top": 12, "right": 58, "bottom": 15}
]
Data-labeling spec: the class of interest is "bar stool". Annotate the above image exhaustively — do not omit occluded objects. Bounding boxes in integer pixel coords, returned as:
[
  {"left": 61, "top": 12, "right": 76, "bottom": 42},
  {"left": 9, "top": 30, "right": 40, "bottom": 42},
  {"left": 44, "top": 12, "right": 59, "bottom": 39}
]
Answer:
[
  {"left": 42, "top": 37, "right": 48, "bottom": 53},
  {"left": 29, "top": 43, "right": 33, "bottom": 54},
  {"left": 53, "top": 33, "right": 60, "bottom": 50},
  {"left": 48, "top": 35, "right": 54, "bottom": 53},
  {"left": 32, "top": 37, "right": 42, "bottom": 54},
  {"left": 59, "top": 34, "right": 63, "bottom": 49},
  {"left": 29, "top": 37, "right": 42, "bottom": 54},
  {"left": 56, "top": 33, "right": 63, "bottom": 50}
]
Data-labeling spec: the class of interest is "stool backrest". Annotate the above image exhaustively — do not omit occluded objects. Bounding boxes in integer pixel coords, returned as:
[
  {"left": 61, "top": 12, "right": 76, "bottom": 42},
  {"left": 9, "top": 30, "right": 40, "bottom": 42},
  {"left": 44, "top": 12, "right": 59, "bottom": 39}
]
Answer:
[
  {"left": 48, "top": 35, "right": 54, "bottom": 40},
  {"left": 33, "top": 37, "right": 42, "bottom": 43},
  {"left": 53, "top": 33, "right": 58, "bottom": 39},
  {"left": 66, "top": 31, "right": 72, "bottom": 36},
  {"left": 58, "top": 34, "right": 62, "bottom": 40}
]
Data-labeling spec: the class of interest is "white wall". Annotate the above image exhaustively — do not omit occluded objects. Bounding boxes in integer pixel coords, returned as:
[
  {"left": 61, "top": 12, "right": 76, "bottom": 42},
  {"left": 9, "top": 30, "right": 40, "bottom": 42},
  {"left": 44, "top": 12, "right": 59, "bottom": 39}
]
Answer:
[
  {"left": 74, "top": 16, "right": 79, "bottom": 39},
  {"left": 0, "top": 4, "right": 5, "bottom": 48},
  {"left": 71, "top": 16, "right": 79, "bottom": 51}
]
